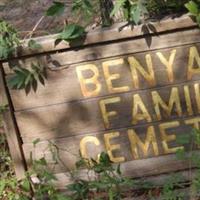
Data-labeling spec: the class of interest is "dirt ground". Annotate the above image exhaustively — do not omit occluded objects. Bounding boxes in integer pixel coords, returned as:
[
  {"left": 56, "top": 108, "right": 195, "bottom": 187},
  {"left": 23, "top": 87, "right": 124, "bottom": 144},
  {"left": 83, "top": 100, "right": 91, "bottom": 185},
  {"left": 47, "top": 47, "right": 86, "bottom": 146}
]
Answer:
[{"left": 0, "top": 0, "right": 73, "bottom": 37}]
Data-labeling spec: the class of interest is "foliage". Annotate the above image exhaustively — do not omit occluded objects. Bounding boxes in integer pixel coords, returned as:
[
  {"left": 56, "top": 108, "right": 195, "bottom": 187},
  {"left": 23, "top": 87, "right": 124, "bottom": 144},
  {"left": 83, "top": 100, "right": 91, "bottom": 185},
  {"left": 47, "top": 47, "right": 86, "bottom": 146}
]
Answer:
[
  {"left": 72, "top": 0, "right": 95, "bottom": 20},
  {"left": 0, "top": 20, "right": 20, "bottom": 60},
  {"left": 45, "top": 2, "right": 65, "bottom": 17},
  {"left": 55, "top": 24, "right": 85, "bottom": 45},
  {"left": 68, "top": 152, "right": 138, "bottom": 199},
  {"left": 159, "top": 174, "right": 185, "bottom": 200},
  {"left": 185, "top": 0, "right": 200, "bottom": 26},
  {"left": 7, "top": 62, "right": 46, "bottom": 93},
  {"left": 111, "top": 0, "right": 148, "bottom": 24},
  {"left": 2, "top": 131, "right": 200, "bottom": 199}
]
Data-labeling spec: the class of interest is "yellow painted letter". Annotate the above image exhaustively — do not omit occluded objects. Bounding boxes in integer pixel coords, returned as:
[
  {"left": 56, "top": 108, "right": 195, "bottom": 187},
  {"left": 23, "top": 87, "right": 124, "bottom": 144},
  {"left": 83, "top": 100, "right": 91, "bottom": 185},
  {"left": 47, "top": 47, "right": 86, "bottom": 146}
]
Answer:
[
  {"left": 185, "top": 117, "right": 200, "bottom": 129},
  {"left": 99, "top": 97, "right": 121, "bottom": 129},
  {"left": 104, "top": 132, "right": 125, "bottom": 162},
  {"left": 80, "top": 136, "right": 100, "bottom": 159},
  {"left": 103, "top": 59, "right": 130, "bottom": 93},
  {"left": 156, "top": 49, "right": 176, "bottom": 83},
  {"left": 76, "top": 64, "right": 101, "bottom": 97},
  {"left": 187, "top": 46, "right": 200, "bottom": 80},
  {"left": 128, "top": 126, "right": 159, "bottom": 159},
  {"left": 152, "top": 87, "right": 182, "bottom": 120},
  {"left": 132, "top": 94, "right": 152, "bottom": 125},
  {"left": 194, "top": 83, "right": 200, "bottom": 113},
  {"left": 128, "top": 54, "right": 156, "bottom": 89},
  {"left": 159, "top": 121, "right": 183, "bottom": 154},
  {"left": 184, "top": 85, "right": 193, "bottom": 116}
]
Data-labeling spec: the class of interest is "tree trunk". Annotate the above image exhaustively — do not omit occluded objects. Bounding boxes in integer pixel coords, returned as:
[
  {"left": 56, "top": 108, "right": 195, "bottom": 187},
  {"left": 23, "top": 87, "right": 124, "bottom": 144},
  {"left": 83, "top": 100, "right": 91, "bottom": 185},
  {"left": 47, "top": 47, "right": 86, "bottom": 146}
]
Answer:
[{"left": 99, "top": 0, "right": 114, "bottom": 27}]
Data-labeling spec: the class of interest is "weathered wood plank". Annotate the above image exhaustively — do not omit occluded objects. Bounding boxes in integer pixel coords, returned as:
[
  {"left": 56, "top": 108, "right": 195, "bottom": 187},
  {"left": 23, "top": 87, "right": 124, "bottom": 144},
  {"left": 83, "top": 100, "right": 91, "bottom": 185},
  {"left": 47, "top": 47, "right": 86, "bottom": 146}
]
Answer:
[
  {"left": 25, "top": 130, "right": 198, "bottom": 178},
  {"left": 0, "top": 65, "right": 26, "bottom": 179},
  {"left": 22, "top": 116, "right": 198, "bottom": 175},
  {"left": 6, "top": 38, "right": 200, "bottom": 111},
  {"left": 9, "top": 15, "right": 197, "bottom": 59},
  {"left": 14, "top": 81, "right": 200, "bottom": 142},
  {"left": 2, "top": 16, "right": 200, "bottom": 187}
]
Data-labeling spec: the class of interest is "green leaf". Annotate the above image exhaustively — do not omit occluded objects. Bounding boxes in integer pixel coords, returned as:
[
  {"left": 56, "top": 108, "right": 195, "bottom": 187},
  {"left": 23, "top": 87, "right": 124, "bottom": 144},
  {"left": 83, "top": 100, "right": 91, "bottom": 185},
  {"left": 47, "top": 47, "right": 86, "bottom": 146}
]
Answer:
[
  {"left": 72, "top": 0, "right": 93, "bottom": 18},
  {"left": 57, "top": 24, "right": 85, "bottom": 42},
  {"left": 176, "top": 134, "right": 191, "bottom": 145},
  {"left": 33, "top": 138, "right": 40, "bottom": 147},
  {"left": 176, "top": 148, "right": 186, "bottom": 160},
  {"left": 38, "top": 157, "right": 47, "bottom": 166},
  {"left": 0, "top": 179, "right": 6, "bottom": 194},
  {"left": 109, "top": 189, "right": 114, "bottom": 200},
  {"left": 196, "top": 14, "right": 200, "bottom": 27},
  {"left": 43, "top": 170, "right": 57, "bottom": 181},
  {"left": 131, "top": 5, "right": 141, "bottom": 24},
  {"left": 32, "top": 78, "right": 38, "bottom": 92},
  {"left": 45, "top": 1, "right": 65, "bottom": 16},
  {"left": 21, "top": 179, "right": 30, "bottom": 192},
  {"left": 7, "top": 69, "right": 26, "bottom": 89},
  {"left": 110, "top": 0, "right": 126, "bottom": 17},
  {"left": 55, "top": 194, "right": 72, "bottom": 200},
  {"left": 99, "top": 152, "right": 111, "bottom": 166},
  {"left": 185, "top": 1, "right": 199, "bottom": 16},
  {"left": 60, "top": 24, "right": 77, "bottom": 39},
  {"left": 24, "top": 73, "right": 33, "bottom": 86},
  {"left": 28, "top": 39, "right": 42, "bottom": 50},
  {"left": 38, "top": 74, "right": 45, "bottom": 86},
  {"left": 117, "top": 164, "right": 121, "bottom": 175}
]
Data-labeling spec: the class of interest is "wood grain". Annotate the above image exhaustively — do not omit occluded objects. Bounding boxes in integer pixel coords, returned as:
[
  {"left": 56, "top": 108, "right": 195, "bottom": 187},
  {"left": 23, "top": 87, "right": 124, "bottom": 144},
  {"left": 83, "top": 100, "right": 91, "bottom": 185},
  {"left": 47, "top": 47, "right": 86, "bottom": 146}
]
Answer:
[
  {"left": 2, "top": 17, "right": 200, "bottom": 185},
  {"left": 22, "top": 116, "right": 197, "bottom": 174},
  {"left": 14, "top": 80, "right": 200, "bottom": 142},
  {"left": 5, "top": 36, "right": 200, "bottom": 111},
  {"left": 0, "top": 65, "right": 26, "bottom": 179}
]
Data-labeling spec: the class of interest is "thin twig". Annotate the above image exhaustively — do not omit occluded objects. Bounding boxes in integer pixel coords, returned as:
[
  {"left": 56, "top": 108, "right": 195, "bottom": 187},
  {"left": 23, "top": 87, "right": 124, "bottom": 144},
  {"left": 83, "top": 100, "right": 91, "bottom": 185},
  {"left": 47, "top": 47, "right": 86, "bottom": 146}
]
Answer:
[{"left": 24, "top": 16, "right": 45, "bottom": 40}]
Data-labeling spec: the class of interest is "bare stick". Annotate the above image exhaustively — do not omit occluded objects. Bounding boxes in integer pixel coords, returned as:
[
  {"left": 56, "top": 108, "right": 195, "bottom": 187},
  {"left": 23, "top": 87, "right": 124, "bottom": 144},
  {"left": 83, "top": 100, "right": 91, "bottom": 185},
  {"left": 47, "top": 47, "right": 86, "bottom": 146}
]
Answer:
[{"left": 24, "top": 16, "right": 45, "bottom": 40}]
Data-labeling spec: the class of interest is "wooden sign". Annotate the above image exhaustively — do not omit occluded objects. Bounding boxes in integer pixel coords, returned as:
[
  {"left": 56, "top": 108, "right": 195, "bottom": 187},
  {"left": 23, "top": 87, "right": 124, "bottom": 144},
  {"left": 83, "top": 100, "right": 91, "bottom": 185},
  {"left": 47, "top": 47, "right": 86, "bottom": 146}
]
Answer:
[{"left": 1, "top": 15, "right": 200, "bottom": 188}]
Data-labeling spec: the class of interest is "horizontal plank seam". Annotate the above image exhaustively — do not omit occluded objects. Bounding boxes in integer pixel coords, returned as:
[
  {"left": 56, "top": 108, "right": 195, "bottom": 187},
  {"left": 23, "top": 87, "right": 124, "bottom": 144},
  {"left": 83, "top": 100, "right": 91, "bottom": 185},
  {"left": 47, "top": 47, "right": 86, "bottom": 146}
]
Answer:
[
  {"left": 1, "top": 25, "right": 198, "bottom": 63},
  {"left": 22, "top": 114, "right": 200, "bottom": 143},
  {"left": 5, "top": 36, "right": 200, "bottom": 76},
  {"left": 15, "top": 78, "right": 200, "bottom": 113}
]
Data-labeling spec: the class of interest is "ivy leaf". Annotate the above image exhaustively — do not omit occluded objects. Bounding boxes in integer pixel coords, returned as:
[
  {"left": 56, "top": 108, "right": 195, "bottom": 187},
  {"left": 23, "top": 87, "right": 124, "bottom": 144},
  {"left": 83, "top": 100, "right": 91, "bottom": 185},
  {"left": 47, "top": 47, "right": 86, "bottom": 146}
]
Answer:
[
  {"left": 45, "top": 1, "right": 65, "bottom": 16},
  {"left": 185, "top": 1, "right": 199, "bottom": 16}
]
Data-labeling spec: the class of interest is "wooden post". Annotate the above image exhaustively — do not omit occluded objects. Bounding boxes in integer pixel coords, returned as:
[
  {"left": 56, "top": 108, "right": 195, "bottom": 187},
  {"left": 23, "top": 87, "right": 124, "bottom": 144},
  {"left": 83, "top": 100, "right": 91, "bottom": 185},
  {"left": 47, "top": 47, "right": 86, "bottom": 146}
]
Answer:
[{"left": 0, "top": 63, "right": 26, "bottom": 179}]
